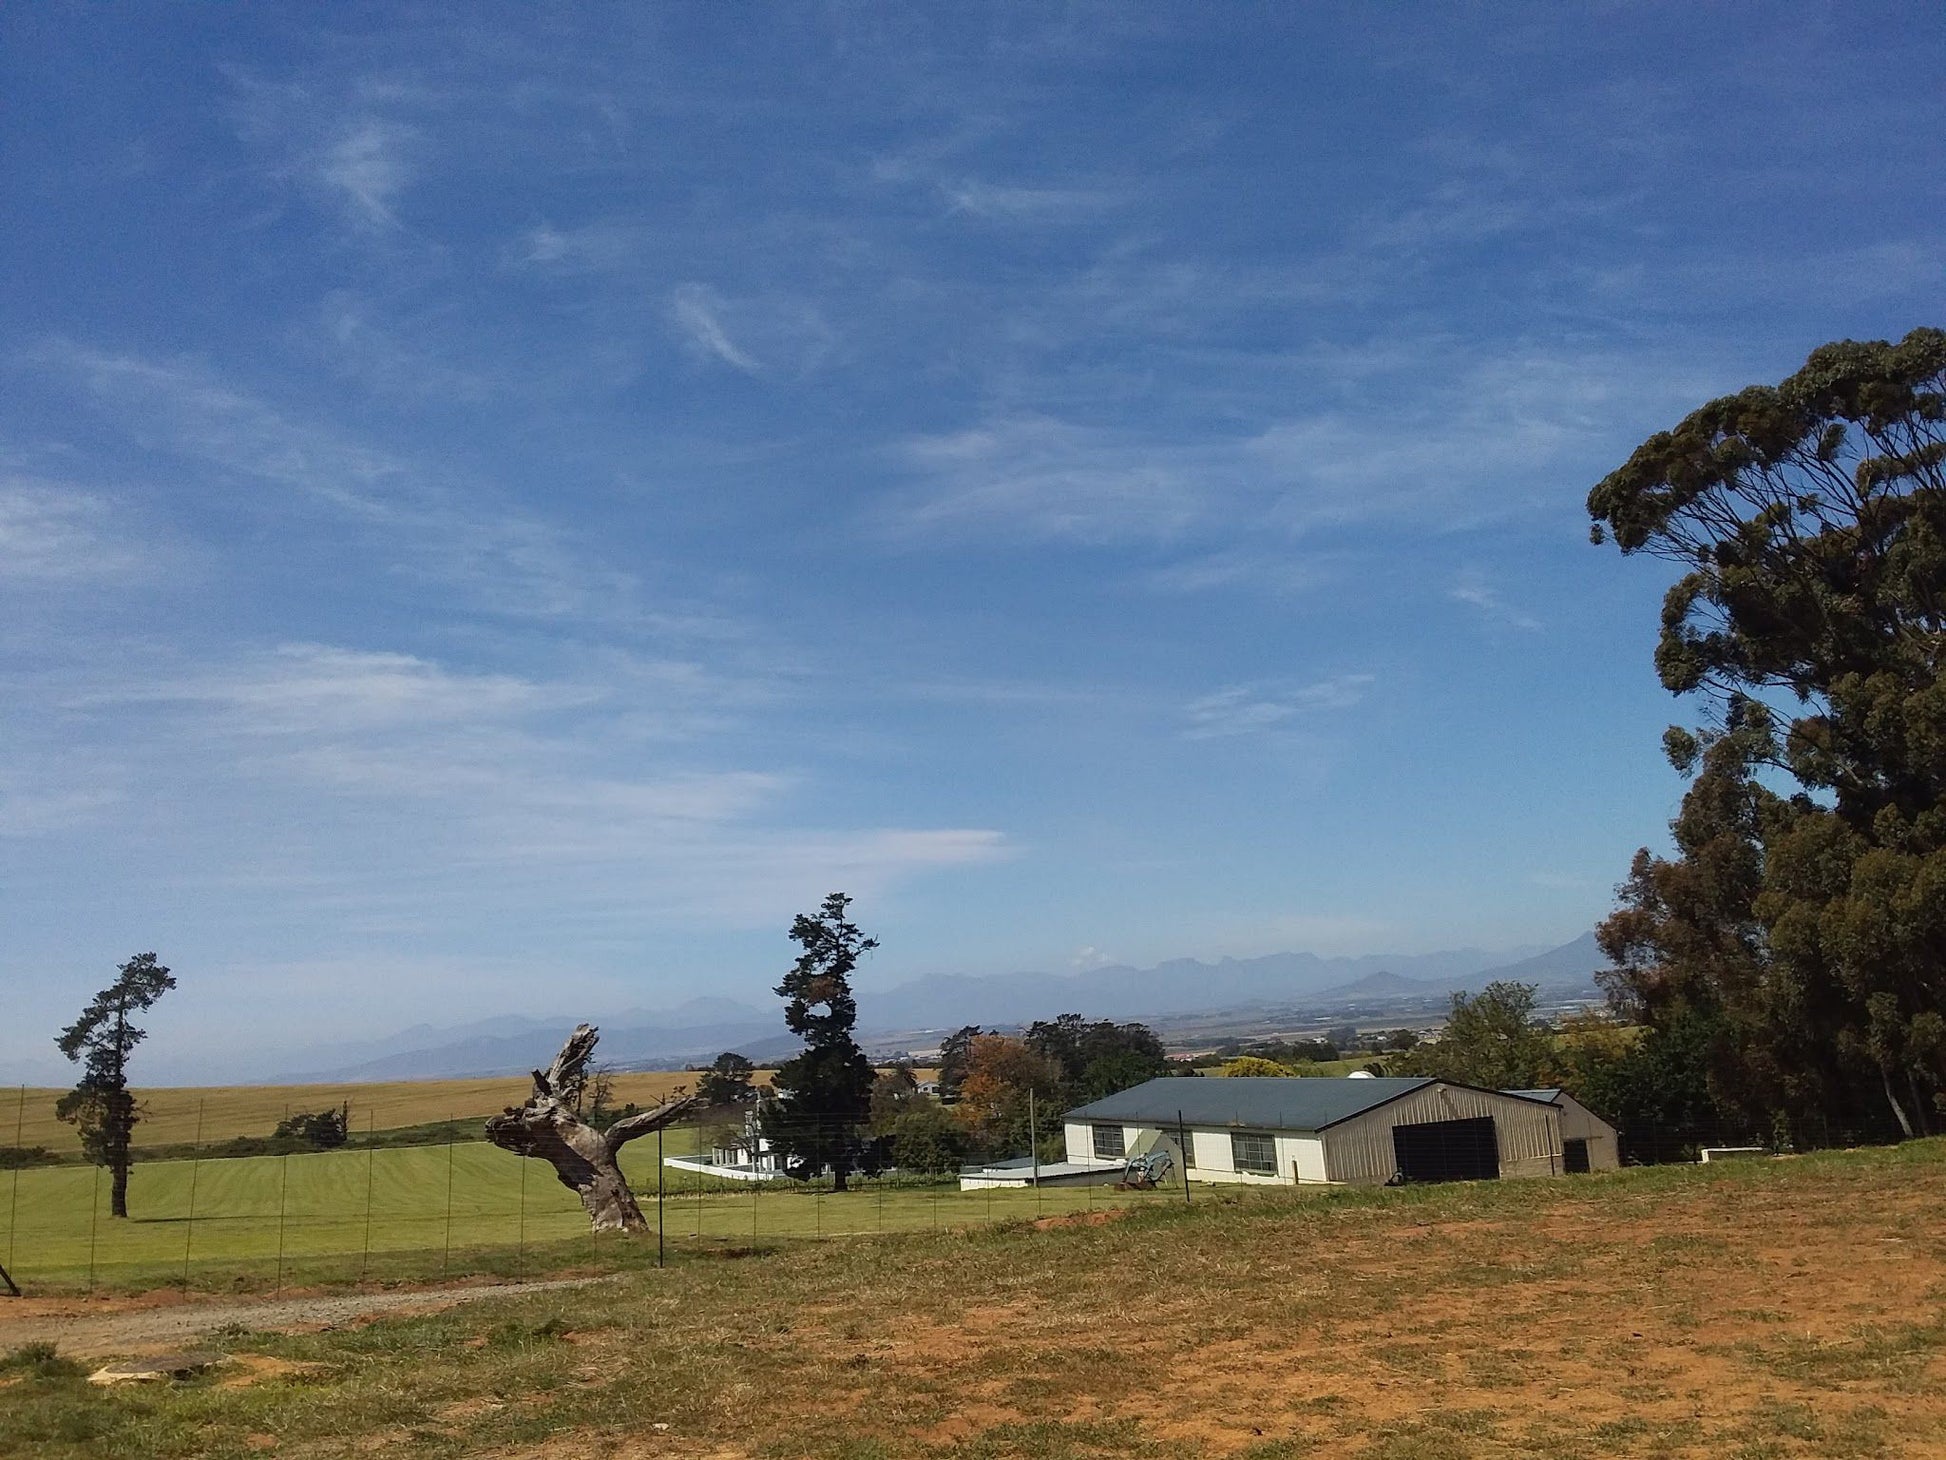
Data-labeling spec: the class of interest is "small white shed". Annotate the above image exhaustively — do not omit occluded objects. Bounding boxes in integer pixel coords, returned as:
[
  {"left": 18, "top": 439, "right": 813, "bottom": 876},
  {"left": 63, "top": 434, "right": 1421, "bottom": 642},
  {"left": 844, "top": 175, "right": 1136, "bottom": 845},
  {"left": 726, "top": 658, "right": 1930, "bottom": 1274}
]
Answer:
[{"left": 1062, "top": 1076, "right": 1603, "bottom": 1187}]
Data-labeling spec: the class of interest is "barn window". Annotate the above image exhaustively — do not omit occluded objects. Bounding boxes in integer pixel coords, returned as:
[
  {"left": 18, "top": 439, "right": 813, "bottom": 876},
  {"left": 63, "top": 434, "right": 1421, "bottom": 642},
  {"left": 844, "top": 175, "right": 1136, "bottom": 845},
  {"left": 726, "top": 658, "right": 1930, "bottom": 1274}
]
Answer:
[
  {"left": 1231, "top": 1131, "right": 1276, "bottom": 1176},
  {"left": 1092, "top": 1125, "right": 1126, "bottom": 1160},
  {"left": 1174, "top": 1128, "right": 1196, "bottom": 1166}
]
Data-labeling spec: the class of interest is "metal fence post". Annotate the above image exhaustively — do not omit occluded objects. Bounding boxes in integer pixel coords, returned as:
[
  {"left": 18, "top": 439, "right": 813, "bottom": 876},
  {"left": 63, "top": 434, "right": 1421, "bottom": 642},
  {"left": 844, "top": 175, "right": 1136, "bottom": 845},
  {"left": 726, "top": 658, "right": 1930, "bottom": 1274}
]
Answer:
[
  {"left": 360, "top": 1106, "right": 375, "bottom": 1281},
  {"left": 1179, "top": 1111, "right": 1191, "bottom": 1205},
  {"left": 274, "top": 1107, "right": 290, "bottom": 1295},
  {"left": 6, "top": 1086, "right": 23, "bottom": 1283},
  {"left": 442, "top": 1113, "right": 455, "bottom": 1274},
  {"left": 657, "top": 1123, "right": 666, "bottom": 1269},
  {"left": 182, "top": 1098, "right": 204, "bottom": 1289},
  {"left": 516, "top": 1138, "right": 528, "bottom": 1278},
  {"left": 87, "top": 1161, "right": 101, "bottom": 1294}
]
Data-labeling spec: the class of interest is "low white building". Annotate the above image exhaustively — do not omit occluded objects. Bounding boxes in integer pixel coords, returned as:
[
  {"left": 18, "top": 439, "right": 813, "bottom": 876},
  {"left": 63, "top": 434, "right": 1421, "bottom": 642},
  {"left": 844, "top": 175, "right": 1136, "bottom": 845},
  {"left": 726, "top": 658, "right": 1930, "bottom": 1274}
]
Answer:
[
  {"left": 1062, "top": 1076, "right": 1620, "bottom": 1186},
  {"left": 661, "top": 1109, "right": 790, "bottom": 1182}
]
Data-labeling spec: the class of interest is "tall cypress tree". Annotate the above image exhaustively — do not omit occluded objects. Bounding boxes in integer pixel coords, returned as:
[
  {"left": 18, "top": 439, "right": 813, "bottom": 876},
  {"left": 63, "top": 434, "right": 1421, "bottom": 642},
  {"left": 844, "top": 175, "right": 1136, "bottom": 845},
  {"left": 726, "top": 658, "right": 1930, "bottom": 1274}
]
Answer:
[
  {"left": 762, "top": 893, "right": 880, "bottom": 1191},
  {"left": 56, "top": 952, "right": 176, "bottom": 1219}
]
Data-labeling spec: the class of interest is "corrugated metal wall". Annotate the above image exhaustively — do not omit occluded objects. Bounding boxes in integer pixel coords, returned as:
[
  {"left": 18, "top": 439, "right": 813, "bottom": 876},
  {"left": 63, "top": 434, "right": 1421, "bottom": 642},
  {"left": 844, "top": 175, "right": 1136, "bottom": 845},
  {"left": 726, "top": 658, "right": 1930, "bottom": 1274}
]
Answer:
[
  {"left": 1322, "top": 1084, "right": 1564, "bottom": 1184},
  {"left": 1553, "top": 1092, "right": 1621, "bottom": 1170}
]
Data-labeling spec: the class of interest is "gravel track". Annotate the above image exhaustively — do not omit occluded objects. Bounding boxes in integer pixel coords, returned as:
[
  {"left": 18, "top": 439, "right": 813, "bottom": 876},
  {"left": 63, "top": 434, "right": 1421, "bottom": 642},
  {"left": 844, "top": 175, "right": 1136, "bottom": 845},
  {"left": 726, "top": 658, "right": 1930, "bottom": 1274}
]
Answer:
[{"left": 0, "top": 1276, "right": 612, "bottom": 1357}]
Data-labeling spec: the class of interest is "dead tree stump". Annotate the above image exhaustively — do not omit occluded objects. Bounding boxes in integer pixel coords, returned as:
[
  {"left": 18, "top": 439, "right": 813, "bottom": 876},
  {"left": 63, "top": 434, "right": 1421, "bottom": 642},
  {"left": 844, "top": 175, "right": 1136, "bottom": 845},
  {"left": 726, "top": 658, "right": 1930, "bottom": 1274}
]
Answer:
[{"left": 484, "top": 1024, "right": 699, "bottom": 1233}]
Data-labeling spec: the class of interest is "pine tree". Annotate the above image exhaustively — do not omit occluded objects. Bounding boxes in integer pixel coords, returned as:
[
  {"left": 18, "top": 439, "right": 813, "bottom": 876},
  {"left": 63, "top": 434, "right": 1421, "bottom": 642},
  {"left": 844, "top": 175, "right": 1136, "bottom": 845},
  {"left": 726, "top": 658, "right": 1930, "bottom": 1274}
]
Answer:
[
  {"left": 762, "top": 893, "right": 880, "bottom": 1191},
  {"left": 56, "top": 952, "right": 176, "bottom": 1219}
]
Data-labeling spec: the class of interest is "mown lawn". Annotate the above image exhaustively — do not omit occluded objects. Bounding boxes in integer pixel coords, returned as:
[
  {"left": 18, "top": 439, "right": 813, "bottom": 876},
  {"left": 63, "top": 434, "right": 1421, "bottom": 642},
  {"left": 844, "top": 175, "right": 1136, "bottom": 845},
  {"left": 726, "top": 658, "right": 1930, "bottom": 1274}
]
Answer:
[
  {"left": 0, "top": 1134, "right": 1154, "bottom": 1291},
  {"left": 4, "top": 1140, "right": 1945, "bottom": 1458}
]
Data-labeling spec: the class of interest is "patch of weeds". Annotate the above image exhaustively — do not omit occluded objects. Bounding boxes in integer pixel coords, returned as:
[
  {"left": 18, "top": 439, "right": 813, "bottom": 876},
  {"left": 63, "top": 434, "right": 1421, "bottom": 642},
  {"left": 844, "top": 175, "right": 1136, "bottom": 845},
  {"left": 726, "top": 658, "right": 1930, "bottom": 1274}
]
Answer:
[
  {"left": 940, "top": 1419, "right": 1167, "bottom": 1458},
  {"left": 485, "top": 1314, "right": 570, "bottom": 1350},
  {"left": 1240, "top": 1440, "right": 1312, "bottom": 1458},
  {"left": 1, "top": 1342, "right": 87, "bottom": 1380},
  {"left": 1751, "top": 1400, "right": 1822, "bottom": 1441},
  {"left": 1747, "top": 1318, "right": 1946, "bottom": 1387},
  {"left": 1818, "top": 1404, "right": 1892, "bottom": 1457}
]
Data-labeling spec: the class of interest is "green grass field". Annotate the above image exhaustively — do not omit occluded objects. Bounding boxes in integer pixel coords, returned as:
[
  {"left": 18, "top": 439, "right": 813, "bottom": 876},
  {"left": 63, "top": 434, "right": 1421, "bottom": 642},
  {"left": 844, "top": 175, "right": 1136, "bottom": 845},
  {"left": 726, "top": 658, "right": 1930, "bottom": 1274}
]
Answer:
[{"left": 0, "top": 1128, "right": 1157, "bottom": 1292}]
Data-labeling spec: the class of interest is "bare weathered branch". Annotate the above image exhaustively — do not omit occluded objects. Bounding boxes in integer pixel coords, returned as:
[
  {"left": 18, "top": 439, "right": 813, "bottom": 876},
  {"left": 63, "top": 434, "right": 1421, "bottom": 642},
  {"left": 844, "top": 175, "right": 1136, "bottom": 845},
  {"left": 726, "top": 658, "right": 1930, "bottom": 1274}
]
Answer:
[
  {"left": 605, "top": 1093, "right": 699, "bottom": 1153},
  {"left": 485, "top": 1024, "right": 688, "bottom": 1233}
]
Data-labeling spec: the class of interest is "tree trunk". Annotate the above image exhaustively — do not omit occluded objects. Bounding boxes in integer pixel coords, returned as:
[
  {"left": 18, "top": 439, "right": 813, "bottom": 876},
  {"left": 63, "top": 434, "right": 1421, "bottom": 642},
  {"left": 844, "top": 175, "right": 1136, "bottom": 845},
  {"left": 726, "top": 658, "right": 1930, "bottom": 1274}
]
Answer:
[
  {"left": 484, "top": 1025, "right": 698, "bottom": 1234},
  {"left": 110, "top": 1155, "right": 130, "bottom": 1220},
  {"left": 1881, "top": 1065, "right": 1917, "bottom": 1140}
]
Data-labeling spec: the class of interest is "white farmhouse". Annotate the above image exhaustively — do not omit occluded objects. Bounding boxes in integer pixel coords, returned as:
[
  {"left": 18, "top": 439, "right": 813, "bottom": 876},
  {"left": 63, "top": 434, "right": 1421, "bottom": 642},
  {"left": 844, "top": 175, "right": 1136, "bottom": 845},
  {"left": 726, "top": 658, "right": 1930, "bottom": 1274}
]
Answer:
[{"left": 1062, "top": 1076, "right": 1620, "bottom": 1186}]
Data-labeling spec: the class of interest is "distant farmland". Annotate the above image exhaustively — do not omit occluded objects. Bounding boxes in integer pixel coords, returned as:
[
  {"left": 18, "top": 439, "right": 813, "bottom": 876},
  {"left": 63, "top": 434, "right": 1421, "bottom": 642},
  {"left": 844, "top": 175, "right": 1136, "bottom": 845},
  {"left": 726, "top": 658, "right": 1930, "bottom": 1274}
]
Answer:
[{"left": 2, "top": 1071, "right": 774, "bottom": 1157}]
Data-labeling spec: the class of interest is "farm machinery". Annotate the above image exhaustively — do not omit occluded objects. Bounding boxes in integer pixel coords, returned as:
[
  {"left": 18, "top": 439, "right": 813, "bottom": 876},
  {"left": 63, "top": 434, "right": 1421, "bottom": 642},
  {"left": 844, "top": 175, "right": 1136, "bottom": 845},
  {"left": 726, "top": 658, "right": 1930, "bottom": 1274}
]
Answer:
[{"left": 1118, "top": 1148, "right": 1175, "bottom": 1190}]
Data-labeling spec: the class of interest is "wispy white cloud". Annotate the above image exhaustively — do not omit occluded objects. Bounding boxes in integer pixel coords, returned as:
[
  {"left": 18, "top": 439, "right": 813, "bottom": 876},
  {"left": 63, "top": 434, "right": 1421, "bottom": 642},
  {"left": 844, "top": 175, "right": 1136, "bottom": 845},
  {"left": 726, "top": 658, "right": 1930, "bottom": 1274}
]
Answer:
[
  {"left": 0, "top": 480, "right": 140, "bottom": 582},
  {"left": 941, "top": 178, "right": 1119, "bottom": 222},
  {"left": 319, "top": 118, "right": 416, "bottom": 228},
  {"left": 883, "top": 343, "right": 1716, "bottom": 549},
  {"left": 886, "top": 415, "right": 1209, "bottom": 545},
  {"left": 1449, "top": 567, "right": 1541, "bottom": 631},
  {"left": 1140, "top": 549, "right": 1345, "bottom": 597},
  {"left": 1182, "top": 675, "right": 1374, "bottom": 739},
  {"left": 670, "top": 283, "right": 762, "bottom": 373},
  {"left": 36, "top": 640, "right": 1009, "bottom": 927},
  {"left": 31, "top": 342, "right": 664, "bottom": 625}
]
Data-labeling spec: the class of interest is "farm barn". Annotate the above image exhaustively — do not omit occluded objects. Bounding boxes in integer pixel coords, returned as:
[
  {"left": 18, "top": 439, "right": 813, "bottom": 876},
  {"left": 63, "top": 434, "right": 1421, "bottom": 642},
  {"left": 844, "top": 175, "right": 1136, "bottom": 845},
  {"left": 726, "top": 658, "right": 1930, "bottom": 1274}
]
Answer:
[{"left": 1062, "top": 1076, "right": 1619, "bottom": 1186}]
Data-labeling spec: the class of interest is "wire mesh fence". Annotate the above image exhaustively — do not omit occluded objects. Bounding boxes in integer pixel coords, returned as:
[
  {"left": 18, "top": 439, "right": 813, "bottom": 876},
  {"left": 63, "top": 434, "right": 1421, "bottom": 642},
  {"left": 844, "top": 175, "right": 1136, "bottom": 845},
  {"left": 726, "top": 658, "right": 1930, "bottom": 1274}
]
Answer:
[{"left": 0, "top": 1101, "right": 1187, "bottom": 1295}]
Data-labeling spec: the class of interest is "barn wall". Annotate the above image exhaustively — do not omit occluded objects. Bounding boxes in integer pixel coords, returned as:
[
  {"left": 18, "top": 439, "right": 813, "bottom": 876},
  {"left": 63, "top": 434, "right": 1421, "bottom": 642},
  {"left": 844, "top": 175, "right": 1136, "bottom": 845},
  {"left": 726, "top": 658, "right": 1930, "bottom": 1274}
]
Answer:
[
  {"left": 1552, "top": 1093, "right": 1621, "bottom": 1171},
  {"left": 1322, "top": 1084, "right": 1564, "bottom": 1185}
]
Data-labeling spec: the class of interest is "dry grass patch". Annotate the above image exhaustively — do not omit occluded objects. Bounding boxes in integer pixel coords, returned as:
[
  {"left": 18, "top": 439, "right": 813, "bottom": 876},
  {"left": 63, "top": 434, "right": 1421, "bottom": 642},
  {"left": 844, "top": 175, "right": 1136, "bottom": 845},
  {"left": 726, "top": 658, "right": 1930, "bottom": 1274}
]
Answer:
[{"left": 2, "top": 1142, "right": 1945, "bottom": 1457}]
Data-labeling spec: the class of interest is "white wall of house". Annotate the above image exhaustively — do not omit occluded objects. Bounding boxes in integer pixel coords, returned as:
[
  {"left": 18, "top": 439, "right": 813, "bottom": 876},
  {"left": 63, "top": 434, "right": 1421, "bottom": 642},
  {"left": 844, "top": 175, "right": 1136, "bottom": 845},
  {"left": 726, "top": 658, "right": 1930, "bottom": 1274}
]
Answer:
[{"left": 1061, "top": 1119, "right": 1328, "bottom": 1184}]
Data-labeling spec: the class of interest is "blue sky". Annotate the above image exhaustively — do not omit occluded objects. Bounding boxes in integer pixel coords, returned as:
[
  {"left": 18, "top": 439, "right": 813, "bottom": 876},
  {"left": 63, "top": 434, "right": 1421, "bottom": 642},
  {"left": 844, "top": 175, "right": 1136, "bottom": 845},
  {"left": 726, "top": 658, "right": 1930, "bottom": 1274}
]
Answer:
[{"left": 3, "top": 4, "right": 1941, "bottom": 1079}]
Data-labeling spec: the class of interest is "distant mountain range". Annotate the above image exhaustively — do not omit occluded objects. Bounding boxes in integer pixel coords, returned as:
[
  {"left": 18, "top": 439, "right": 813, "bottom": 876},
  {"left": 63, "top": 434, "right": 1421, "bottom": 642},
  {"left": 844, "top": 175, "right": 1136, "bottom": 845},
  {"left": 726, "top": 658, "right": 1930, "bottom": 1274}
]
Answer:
[{"left": 188, "top": 931, "right": 1612, "bottom": 1084}]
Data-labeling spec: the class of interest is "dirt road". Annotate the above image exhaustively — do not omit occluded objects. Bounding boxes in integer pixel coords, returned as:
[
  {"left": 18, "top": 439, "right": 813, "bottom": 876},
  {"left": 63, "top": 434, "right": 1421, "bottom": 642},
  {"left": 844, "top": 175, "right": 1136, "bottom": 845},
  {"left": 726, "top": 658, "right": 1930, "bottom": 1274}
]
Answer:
[{"left": 0, "top": 1276, "right": 610, "bottom": 1357}]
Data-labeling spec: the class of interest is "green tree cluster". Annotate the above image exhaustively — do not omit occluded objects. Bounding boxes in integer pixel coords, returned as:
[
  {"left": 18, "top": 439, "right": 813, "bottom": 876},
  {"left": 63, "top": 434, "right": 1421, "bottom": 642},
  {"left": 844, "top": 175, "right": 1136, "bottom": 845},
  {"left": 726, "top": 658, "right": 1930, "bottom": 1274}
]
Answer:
[
  {"left": 272, "top": 1103, "right": 351, "bottom": 1150},
  {"left": 1589, "top": 327, "right": 1946, "bottom": 1143},
  {"left": 1387, "top": 982, "right": 1557, "bottom": 1090},
  {"left": 1024, "top": 1013, "right": 1171, "bottom": 1104}
]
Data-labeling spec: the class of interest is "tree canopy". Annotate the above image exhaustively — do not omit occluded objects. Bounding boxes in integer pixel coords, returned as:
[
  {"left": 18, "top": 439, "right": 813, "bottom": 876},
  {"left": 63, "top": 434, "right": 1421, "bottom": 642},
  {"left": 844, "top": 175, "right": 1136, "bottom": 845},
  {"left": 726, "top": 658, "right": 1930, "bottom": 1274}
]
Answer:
[
  {"left": 696, "top": 1051, "right": 757, "bottom": 1109},
  {"left": 1589, "top": 327, "right": 1946, "bottom": 1142},
  {"left": 1388, "top": 982, "right": 1555, "bottom": 1091}
]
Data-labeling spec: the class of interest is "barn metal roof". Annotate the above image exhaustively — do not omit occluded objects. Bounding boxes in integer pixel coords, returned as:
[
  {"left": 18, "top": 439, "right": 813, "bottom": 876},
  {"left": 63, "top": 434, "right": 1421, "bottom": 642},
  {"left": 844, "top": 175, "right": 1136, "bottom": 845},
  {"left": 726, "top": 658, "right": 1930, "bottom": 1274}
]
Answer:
[
  {"left": 1506, "top": 1088, "right": 1563, "bottom": 1103},
  {"left": 1064, "top": 1076, "right": 1440, "bottom": 1132}
]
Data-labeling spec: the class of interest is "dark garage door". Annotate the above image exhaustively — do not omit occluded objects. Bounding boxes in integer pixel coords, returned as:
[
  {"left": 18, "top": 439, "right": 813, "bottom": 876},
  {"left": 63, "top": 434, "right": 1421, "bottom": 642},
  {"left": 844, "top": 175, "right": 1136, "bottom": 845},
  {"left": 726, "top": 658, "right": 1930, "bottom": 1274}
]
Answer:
[{"left": 1392, "top": 1116, "right": 1499, "bottom": 1183}]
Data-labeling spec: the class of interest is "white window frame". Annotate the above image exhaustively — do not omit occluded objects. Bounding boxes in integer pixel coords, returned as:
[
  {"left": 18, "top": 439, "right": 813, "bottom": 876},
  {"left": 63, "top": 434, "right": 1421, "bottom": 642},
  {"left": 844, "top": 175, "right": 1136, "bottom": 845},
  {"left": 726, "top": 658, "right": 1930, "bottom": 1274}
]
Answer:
[
  {"left": 1092, "top": 1124, "right": 1126, "bottom": 1160},
  {"left": 1231, "top": 1130, "right": 1277, "bottom": 1176}
]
